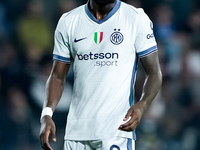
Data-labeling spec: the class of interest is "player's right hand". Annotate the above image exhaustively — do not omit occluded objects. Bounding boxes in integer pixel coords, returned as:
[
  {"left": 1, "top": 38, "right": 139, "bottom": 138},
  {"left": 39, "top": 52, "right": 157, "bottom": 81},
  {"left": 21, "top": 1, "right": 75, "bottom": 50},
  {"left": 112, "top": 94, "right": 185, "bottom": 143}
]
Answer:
[{"left": 40, "top": 116, "right": 56, "bottom": 150}]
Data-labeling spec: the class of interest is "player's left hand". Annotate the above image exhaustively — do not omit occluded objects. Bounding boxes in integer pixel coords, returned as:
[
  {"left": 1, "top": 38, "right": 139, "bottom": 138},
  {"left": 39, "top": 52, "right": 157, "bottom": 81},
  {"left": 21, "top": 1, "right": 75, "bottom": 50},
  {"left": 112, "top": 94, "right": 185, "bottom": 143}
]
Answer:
[{"left": 118, "top": 101, "right": 146, "bottom": 132}]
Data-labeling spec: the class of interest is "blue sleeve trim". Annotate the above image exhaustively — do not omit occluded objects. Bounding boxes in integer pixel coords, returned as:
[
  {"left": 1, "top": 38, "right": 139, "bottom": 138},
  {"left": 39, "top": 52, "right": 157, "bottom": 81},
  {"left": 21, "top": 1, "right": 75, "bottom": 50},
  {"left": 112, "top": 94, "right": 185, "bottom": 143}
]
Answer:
[
  {"left": 53, "top": 54, "right": 71, "bottom": 64},
  {"left": 137, "top": 45, "right": 158, "bottom": 58}
]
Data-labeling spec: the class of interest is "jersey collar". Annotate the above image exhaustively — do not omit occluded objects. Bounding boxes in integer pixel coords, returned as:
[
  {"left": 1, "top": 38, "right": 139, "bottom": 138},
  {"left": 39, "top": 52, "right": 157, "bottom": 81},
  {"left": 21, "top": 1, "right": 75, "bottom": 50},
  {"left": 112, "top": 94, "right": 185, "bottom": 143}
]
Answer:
[{"left": 85, "top": 0, "right": 121, "bottom": 24}]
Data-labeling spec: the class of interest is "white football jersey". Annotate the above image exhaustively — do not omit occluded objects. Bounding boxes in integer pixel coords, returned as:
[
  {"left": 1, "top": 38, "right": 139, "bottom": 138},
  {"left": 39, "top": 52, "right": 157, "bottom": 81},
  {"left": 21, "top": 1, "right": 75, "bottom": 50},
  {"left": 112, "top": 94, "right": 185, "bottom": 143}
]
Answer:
[{"left": 53, "top": 0, "right": 157, "bottom": 141}]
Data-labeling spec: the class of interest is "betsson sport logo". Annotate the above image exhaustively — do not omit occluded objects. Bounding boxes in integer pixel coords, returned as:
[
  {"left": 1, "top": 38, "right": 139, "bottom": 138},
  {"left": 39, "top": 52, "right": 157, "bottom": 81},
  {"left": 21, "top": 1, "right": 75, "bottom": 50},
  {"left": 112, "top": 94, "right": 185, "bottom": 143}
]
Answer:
[
  {"left": 75, "top": 29, "right": 124, "bottom": 67},
  {"left": 77, "top": 52, "right": 119, "bottom": 67}
]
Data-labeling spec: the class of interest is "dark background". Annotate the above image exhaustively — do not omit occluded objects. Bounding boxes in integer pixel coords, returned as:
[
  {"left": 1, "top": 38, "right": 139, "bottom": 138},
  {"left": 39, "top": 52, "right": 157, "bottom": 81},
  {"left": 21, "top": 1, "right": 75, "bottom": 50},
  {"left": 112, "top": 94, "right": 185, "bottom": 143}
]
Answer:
[{"left": 0, "top": 0, "right": 200, "bottom": 149}]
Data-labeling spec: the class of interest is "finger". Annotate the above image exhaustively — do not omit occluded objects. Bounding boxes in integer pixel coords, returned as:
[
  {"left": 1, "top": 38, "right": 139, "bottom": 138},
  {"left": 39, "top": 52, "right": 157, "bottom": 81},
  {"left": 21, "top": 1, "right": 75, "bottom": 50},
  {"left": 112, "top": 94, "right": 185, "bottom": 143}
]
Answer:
[
  {"left": 51, "top": 126, "right": 57, "bottom": 142},
  {"left": 44, "top": 129, "right": 53, "bottom": 150},
  {"left": 119, "top": 120, "right": 139, "bottom": 131},
  {"left": 123, "top": 110, "right": 133, "bottom": 121},
  {"left": 40, "top": 134, "right": 45, "bottom": 149},
  {"left": 119, "top": 124, "right": 137, "bottom": 132},
  {"left": 120, "top": 114, "right": 137, "bottom": 127},
  {"left": 119, "top": 115, "right": 138, "bottom": 129},
  {"left": 121, "top": 117, "right": 134, "bottom": 127},
  {"left": 119, "top": 119, "right": 133, "bottom": 129},
  {"left": 40, "top": 133, "right": 49, "bottom": 150}
]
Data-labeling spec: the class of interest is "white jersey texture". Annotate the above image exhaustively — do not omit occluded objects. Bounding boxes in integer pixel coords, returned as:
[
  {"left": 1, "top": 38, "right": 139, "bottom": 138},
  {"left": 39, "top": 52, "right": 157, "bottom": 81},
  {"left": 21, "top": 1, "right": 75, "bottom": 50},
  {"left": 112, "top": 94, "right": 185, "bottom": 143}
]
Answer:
[{"left": 53, "top": 0, "right": 157, "bottom": 141}]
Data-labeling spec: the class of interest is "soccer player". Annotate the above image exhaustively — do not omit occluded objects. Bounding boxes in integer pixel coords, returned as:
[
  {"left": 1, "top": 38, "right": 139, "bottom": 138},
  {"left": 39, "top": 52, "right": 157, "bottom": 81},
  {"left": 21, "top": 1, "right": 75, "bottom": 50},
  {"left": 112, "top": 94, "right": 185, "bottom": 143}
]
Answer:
[{"left": 39, "top": 0, "right": 162, "bottom": 149}]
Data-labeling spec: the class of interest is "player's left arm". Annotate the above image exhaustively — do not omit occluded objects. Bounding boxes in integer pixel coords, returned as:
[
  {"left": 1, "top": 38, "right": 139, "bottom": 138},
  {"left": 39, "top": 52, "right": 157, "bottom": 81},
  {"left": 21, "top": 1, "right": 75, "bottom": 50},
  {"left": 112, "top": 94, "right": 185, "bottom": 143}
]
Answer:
[{"left": 119, "top": 51, "right": 162, "bottom": 132}]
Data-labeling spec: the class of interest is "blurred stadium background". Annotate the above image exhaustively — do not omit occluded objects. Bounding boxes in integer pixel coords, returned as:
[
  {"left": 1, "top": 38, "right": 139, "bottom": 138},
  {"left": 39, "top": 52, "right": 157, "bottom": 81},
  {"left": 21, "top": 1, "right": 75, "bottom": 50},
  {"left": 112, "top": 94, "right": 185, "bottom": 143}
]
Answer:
[{"left": 0, "top": 0, "right": 200, "bottom": 149}]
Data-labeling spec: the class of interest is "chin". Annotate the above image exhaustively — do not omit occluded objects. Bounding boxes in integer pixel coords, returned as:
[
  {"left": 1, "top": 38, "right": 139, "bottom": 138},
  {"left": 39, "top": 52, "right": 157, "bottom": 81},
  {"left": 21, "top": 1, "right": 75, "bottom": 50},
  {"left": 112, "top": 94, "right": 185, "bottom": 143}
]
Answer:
[{"left": 94, "top": 0, "right": 116, "bottom": 6}]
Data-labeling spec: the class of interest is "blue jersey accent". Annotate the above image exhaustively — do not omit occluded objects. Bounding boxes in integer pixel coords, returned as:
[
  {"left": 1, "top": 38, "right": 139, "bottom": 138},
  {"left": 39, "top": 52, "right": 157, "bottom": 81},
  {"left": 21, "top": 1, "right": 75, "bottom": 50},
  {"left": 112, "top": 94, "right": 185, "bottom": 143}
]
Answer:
[
  {"left": 127, "top": 138, "right": 133, "bottom": 150},
  {"left": 137, "top": 45, "right": 157, "bottom": 58},
  {"left": 85, "top": 0, "right": 121, "bottom": 24},
  {"left": 129, "top": 56, "right": 138, "bottom": 107},
  {"left": 128, "top": 55, "right": 138, "bottom": 140},
  {"left": 53, "top": 54, "right": 71, "bottom": 64},
  {"left": 110, "top": 145, "right": 120, "bottom": 150}
]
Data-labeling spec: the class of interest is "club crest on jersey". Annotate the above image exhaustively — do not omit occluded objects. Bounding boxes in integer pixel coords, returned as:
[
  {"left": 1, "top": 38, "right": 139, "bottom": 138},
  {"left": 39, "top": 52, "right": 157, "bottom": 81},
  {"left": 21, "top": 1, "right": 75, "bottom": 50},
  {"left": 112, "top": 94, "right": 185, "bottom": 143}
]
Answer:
[
  {"left": 110, "top": 29, "right": 124, "bottom": 45},
  {"left": 94, "top": 32, "right": 103, "bottom": 44}
]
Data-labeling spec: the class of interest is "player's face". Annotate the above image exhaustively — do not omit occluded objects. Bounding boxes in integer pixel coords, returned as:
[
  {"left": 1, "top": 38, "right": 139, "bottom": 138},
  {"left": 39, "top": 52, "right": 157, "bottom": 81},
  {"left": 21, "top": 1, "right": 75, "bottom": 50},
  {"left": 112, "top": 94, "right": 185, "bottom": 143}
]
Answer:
[{"left": 93, "top": 0, "right": 116, "bottom": 6}]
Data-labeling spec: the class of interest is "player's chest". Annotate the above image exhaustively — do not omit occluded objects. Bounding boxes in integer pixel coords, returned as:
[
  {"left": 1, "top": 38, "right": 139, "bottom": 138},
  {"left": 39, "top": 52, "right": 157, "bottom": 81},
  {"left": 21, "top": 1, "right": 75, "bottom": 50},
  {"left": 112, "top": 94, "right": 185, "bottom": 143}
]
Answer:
[{"left": 69, "top": 23, "right": 135, "bottom": 59}]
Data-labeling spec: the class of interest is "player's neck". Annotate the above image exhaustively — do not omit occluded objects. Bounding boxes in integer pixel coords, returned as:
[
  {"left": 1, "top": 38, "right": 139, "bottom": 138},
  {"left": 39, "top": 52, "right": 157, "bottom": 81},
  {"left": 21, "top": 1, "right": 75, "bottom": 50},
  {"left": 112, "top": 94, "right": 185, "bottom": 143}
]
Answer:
[{"left": 89, "top": 0, "right": 116, "bottom": 21}]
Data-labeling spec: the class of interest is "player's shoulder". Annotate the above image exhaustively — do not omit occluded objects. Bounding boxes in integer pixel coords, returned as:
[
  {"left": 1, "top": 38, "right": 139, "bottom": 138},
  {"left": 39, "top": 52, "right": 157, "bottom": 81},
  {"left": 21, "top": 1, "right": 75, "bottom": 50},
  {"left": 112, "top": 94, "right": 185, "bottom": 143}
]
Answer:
[
  {"left": 56, "top": 5, "right": 85, "bottom": 31},
  {"left": 120, "top": 1, "right": 148, "bottom": 17},
  {"left": 120, "top": 2, "right": 143, "bottom": 14},
  {"left": 60, "top": 4, "right": 85, "bottom": 21}
]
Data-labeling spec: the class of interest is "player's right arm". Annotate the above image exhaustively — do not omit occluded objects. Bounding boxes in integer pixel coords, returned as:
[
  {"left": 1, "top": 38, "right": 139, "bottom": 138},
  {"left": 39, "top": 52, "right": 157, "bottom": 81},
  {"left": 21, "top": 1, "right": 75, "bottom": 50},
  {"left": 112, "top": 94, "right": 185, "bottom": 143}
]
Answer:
[{"left": 39, "top": 61, "right": 70, "bottom": 150}]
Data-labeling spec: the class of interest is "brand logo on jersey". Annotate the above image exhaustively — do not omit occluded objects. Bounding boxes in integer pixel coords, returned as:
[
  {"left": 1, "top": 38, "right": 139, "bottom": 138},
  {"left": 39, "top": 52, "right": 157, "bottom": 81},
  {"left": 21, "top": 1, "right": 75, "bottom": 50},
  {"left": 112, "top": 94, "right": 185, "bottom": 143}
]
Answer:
[
  {"left": 147, "top": 33, "right": 154, "bottom": 39},
  {"left": 74, "top": 37, "right": 87, "bottom": 43},
  {"left": 94, "top": 32, "right": 103, "bottom": 44},
  {"left": 77, "top": 52, "right": 119, "bottom": 67},
  {"left": 77, "top": 52, "right": 118, "bottom": 60},
  {"left": 110, "top": 29, "right": 124, "bottom": 45}
]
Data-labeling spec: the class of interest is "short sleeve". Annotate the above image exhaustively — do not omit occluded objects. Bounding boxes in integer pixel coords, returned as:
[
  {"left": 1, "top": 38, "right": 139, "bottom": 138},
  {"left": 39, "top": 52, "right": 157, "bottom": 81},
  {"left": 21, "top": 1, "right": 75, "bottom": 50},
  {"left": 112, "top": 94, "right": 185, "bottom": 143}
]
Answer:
[
  {"left": 53, "top": 14, "right": 71, "bottom": 64},
  {"left": 134, "top": 9, "right": 158, "bottom": 58}
]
